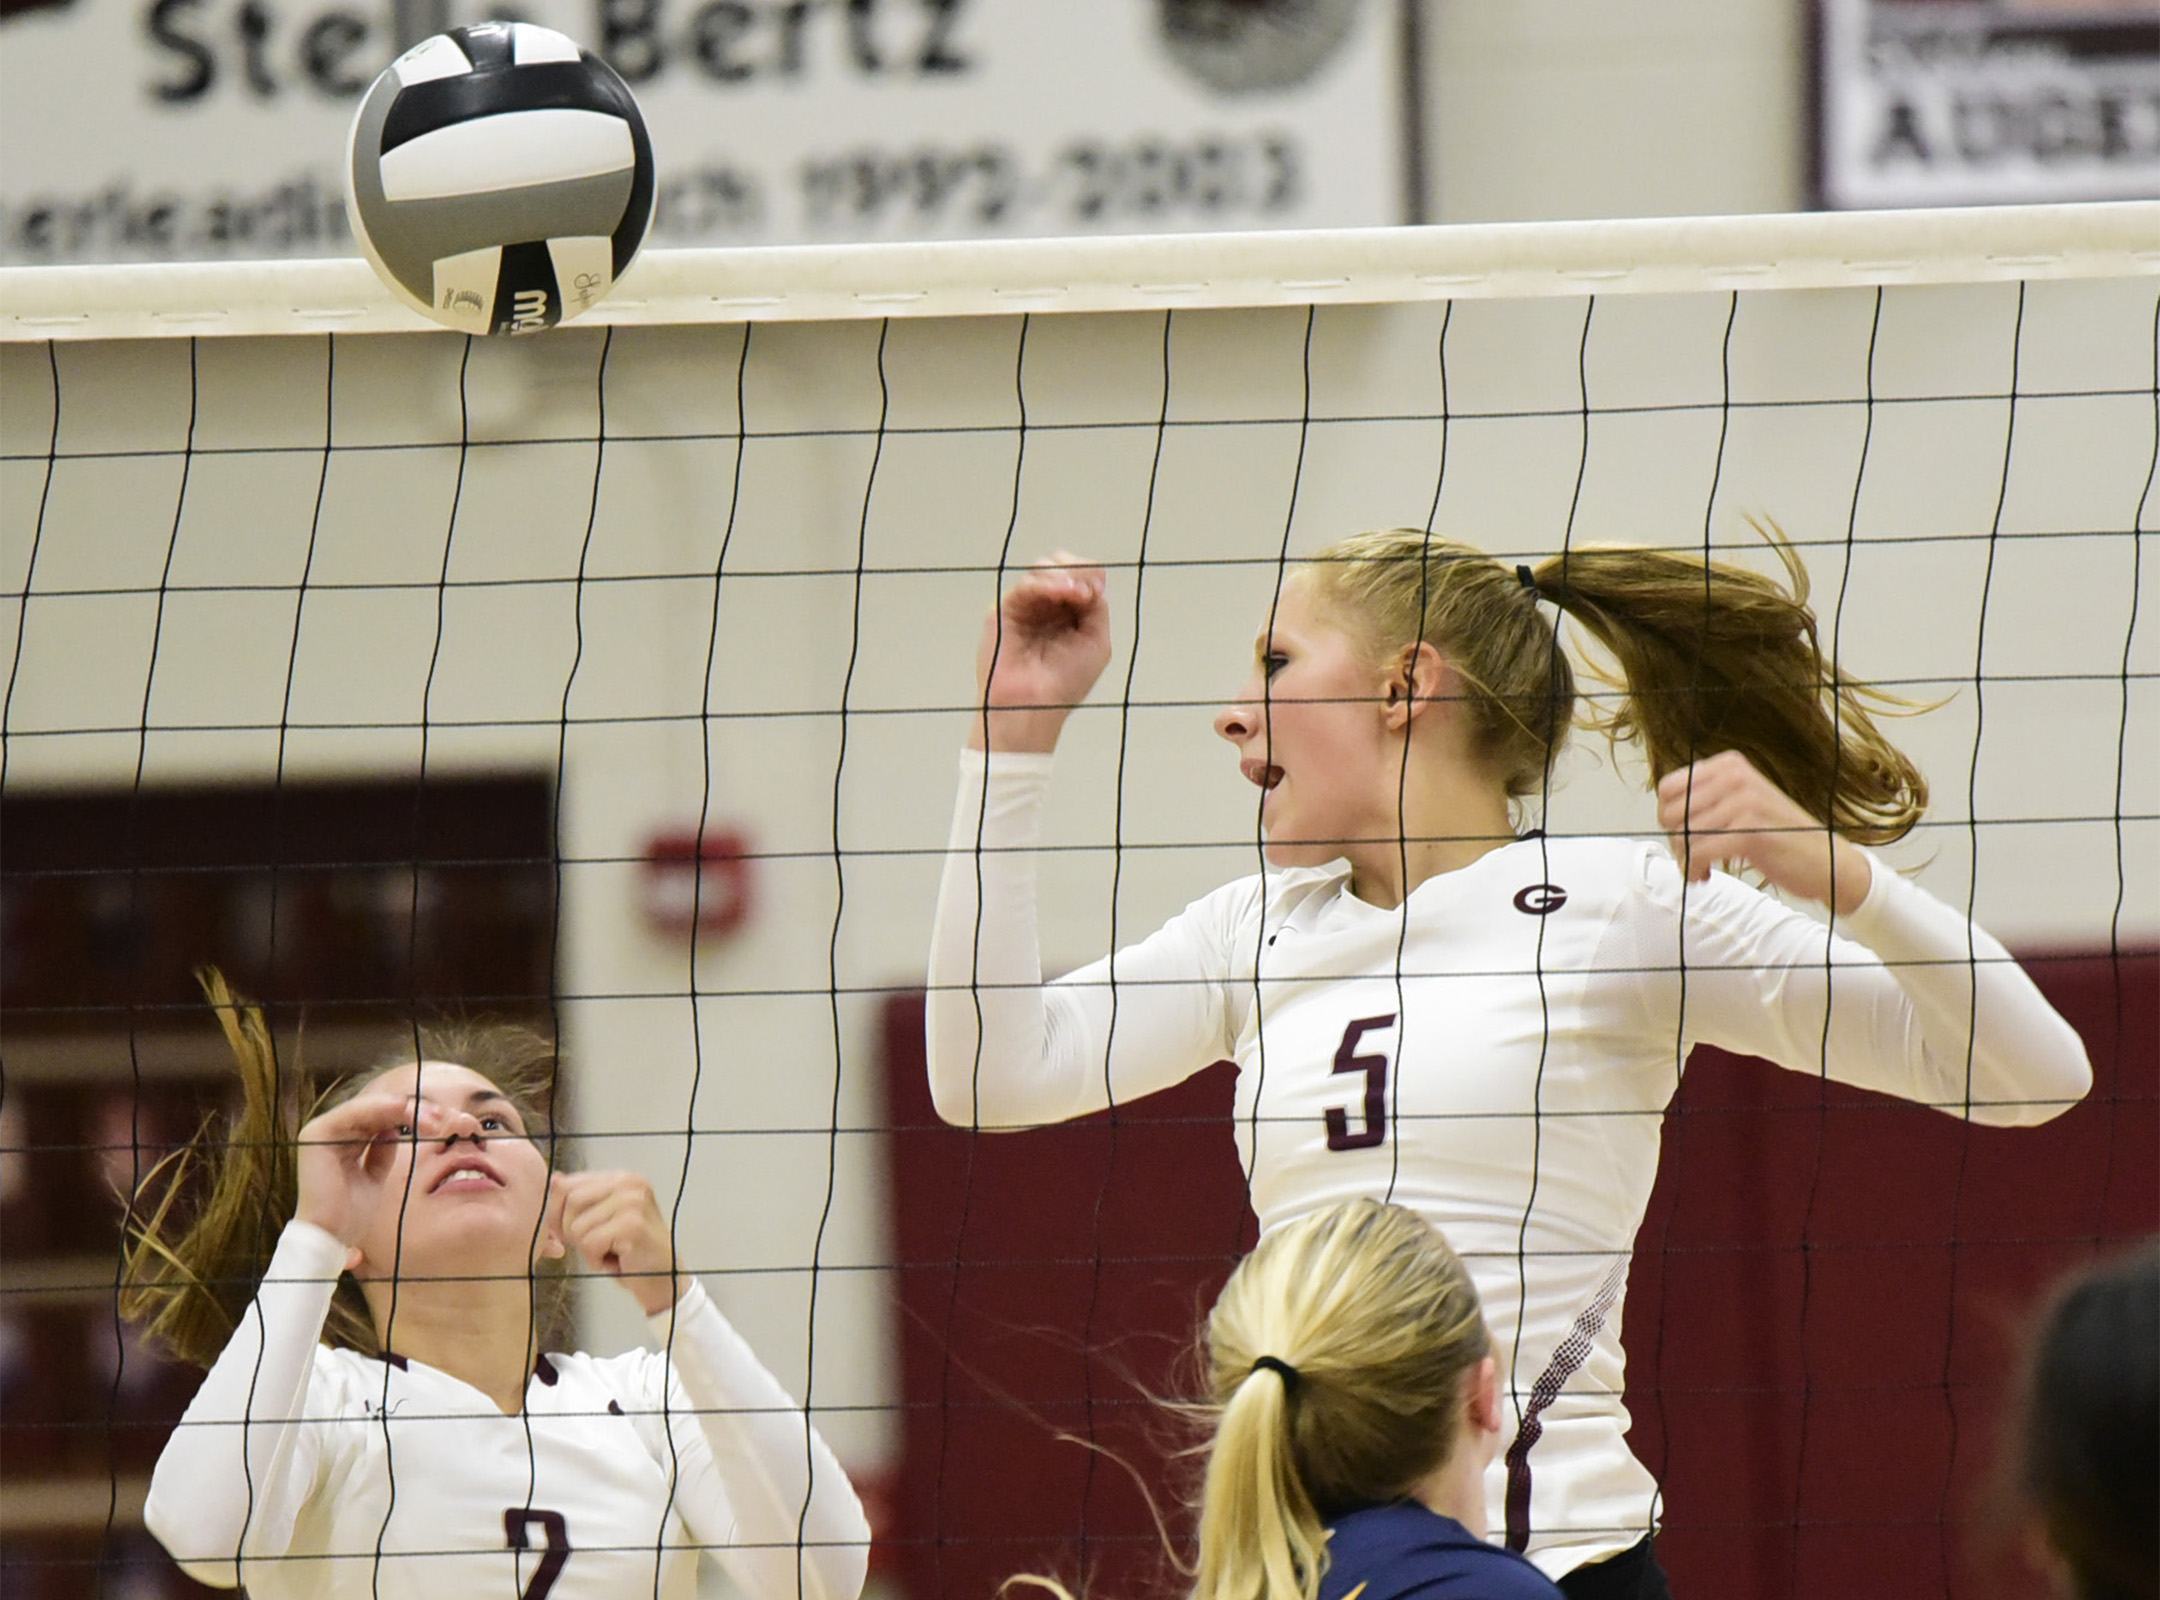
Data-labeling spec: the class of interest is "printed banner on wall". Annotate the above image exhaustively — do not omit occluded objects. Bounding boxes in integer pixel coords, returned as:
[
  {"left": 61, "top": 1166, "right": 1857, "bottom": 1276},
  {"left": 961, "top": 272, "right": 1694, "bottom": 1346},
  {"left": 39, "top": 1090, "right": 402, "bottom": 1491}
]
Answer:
[
  {"left": 1818, "top": 0, "right": 2160, "bottom": 208},
  {"left": 0, "top": 0, "right": 1406, "bottom": 264}
]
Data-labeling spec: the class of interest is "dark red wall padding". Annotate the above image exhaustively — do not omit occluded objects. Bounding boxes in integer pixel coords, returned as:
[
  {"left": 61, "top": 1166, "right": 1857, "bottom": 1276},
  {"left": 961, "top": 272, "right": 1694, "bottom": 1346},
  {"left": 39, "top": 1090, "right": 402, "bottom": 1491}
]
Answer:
[{"left": 880, "top": 949, "right": 2155, "bottom": 1600}]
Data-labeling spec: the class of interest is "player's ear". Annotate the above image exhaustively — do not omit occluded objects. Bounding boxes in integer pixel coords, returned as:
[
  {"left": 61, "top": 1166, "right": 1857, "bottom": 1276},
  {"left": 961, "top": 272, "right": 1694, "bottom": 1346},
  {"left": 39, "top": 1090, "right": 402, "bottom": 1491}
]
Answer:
[
  {"left": 1384, "top": 642, "right": 1447, "bottom": 730},
  {"left": 1467, "top": 1354, "right": 1503, "bottom": 1437}
]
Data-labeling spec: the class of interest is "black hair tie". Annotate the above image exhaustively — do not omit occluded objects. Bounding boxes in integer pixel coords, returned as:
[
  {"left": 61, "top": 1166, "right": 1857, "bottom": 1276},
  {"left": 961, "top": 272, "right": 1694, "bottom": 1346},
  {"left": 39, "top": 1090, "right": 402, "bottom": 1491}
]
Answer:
[
  {"left": 1250, "top": 1355, "right": 1301, "bottom": 1395},
  {"left": 1516, "top": 562, "right": 1539, "bottom": 596}
]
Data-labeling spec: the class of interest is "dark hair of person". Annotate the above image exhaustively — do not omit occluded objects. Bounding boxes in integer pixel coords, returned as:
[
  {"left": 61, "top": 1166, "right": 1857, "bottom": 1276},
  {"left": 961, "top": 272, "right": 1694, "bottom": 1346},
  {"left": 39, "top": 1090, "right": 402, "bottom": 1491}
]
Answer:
[
  {"left": 2010, "top": 1238, "right": 2159, "bottom": 1600},
  {"left": 119, "top": 969, "right": 569, "bottom": 1369}
]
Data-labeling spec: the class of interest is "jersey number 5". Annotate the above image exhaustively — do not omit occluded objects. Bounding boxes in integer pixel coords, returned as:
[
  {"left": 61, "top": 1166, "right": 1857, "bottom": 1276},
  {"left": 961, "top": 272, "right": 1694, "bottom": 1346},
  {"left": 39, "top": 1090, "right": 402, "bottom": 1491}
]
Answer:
[
  {"left": 505, "top": 1508, "right": 570, "bottom": 1600},
  {"left": 1325, "top": 1013, "right": 1395, "bottom": 1151}
]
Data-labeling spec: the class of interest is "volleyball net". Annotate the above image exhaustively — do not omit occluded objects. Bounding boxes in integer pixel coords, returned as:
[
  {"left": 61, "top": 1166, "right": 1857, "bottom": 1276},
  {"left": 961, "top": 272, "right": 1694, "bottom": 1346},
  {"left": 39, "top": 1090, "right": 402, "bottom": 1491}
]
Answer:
[{"left": 1, "top": 203, "right": 2154, "bottom": 1600}]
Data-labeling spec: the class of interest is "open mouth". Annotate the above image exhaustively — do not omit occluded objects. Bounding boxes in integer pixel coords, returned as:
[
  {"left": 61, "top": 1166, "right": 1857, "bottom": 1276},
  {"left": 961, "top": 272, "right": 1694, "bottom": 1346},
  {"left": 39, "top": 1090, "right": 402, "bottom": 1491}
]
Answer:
[
  {"left": 430, "top": 1159, "right": 503, "bottom": 1194},
  {"left": 1240, "top": 759, "right": 1284, "bottom": 791}
]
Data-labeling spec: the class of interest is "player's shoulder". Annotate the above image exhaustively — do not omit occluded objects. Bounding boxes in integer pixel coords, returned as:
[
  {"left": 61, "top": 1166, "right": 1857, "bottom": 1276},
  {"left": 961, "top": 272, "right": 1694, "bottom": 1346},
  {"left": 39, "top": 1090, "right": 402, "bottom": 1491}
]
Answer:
[
  {"left": 1261, "top": 862, "right": 1354, "bottom": 917},
  {"left": 310, "top": 1341, "right": 396, "bottom": 1405},
  {"left": 1319, "top": 1503, "right": 1564, "bottom": 1600},
  {"left": 1505, "top": 829, "right": 1663, "bottom": 882},
  {"left": 1183, "top": 863, "right": 1344, "bottom": 936}
]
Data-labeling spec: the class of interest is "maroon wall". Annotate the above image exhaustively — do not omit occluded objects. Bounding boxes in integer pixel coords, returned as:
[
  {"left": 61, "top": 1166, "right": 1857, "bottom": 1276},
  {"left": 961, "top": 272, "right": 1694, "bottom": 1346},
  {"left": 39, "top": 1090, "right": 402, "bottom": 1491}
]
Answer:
[{"left": 881, "top": 949, "right": 2156, "bottom": 1600}]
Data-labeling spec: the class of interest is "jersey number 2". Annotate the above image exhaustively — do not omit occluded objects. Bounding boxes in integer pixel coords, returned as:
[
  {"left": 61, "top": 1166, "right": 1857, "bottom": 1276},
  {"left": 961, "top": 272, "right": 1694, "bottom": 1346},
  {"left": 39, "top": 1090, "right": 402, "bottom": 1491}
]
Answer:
[
  {"left": 505, "top": 1508, "right": 570, "bottom": 1600},
  {"left": 1325, "top": 1013, "right": 1395, "bottom": 1151}
]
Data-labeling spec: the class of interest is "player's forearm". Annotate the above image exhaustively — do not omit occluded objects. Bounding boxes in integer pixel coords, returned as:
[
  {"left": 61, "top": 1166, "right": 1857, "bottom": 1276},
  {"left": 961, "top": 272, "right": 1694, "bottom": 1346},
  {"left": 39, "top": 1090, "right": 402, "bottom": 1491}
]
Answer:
[
  {"left": 658, "top": 1282, "right": 870, "bottom": 1600},
  {"left": 926, "top": 749, "right": 1089, "bottom": 1127},
  {"left": 144, "top": 1220, "right": 340, "bottom": 1579},
  {"left": 1840, "top": 856, "right": 2092, "bottom": 1124}
]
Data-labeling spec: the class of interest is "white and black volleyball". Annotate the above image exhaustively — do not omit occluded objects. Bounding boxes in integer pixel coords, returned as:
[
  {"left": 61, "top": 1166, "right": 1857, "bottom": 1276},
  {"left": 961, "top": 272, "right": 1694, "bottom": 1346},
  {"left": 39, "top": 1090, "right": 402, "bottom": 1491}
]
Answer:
[{"left": 347, "top": 22, "right": 654, "bottom": 335}]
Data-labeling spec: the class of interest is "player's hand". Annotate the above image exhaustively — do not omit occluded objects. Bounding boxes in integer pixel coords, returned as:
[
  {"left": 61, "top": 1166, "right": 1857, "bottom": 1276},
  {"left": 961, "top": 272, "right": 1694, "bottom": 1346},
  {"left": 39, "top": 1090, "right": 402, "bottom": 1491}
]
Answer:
[
  {"left": 556, "top": 1171, "right": 683, "bottom": 1317},
  {"left": 296, "top": 1089, "right": 431, "bottom": 1269},
  {"left": 1657, "top": 750, "right": 1872, "bottom": 916},
  {"left": 968, "top": 552, "right": 1113, "bottom": 755}
]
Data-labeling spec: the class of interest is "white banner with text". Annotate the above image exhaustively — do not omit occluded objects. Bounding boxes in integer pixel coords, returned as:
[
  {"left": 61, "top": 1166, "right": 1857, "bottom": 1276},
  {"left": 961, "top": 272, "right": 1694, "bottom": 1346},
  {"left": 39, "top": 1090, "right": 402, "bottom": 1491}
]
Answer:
[{"left": 0, "top": 0, "right": 1406, "bottom": 263}]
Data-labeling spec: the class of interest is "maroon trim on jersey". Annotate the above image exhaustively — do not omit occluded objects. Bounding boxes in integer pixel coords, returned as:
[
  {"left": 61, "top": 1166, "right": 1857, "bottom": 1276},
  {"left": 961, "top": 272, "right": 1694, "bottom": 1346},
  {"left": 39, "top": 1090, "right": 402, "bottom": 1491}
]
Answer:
[
  {"left": 1502, "top": 1260, "right": 1629, "bottom": 1553},
  {"left": 533, "top": 1354, "right": 560, "bottom": 1386},
  {"left": 608, "top": 1399, "right": 624, "bottom": 1415},
  {"left": 374, "top": 1350, "right": 410, "bottom": 1370}
]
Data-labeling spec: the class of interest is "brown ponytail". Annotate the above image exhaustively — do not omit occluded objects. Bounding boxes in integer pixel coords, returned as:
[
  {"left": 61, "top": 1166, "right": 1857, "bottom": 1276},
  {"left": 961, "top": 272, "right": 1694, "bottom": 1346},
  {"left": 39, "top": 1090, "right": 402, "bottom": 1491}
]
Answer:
[
  {"left": 1527, "top": 527, "right": 1926, "bottom": 844},
  {"left": 1307, "top": 524, "right": 1927, "bottom": 844},
  {"left": 120, "top": 972, "right": 567, "bottom": 1370}
]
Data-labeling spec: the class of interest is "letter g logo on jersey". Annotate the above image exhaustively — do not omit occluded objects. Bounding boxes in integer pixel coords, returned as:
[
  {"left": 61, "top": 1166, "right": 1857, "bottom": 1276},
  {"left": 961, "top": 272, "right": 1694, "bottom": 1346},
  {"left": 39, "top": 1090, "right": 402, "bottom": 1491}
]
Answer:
[{"left": 1513, "top": 883, "right": 1568, "bottom": 915}]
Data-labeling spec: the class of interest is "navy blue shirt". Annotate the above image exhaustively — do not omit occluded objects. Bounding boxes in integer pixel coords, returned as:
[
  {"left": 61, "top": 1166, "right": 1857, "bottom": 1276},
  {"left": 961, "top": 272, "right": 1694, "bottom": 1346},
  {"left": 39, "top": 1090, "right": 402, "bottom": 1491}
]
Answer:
[{"left": 1318, "top": 1503, "right": 1565, "bottom": 1600}]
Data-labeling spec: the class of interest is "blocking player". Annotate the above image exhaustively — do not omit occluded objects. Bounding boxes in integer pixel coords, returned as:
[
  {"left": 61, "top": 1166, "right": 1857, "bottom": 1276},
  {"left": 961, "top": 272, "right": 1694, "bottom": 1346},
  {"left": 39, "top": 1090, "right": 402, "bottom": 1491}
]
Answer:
[
  {"left": 123, "top": 977, "right": 870, "bottom": 1600},
  {"left": 927, "top": 529, "right": 2092, "bottom": 1596}
]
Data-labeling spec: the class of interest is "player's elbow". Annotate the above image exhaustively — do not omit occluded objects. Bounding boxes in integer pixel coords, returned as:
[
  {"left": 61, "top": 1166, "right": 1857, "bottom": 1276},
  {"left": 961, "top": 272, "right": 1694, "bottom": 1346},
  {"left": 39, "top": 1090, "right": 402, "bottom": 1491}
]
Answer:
[
  {"left": 808, "top": 1518, "right": 873, "bottom": 1600},
  {"left": 143, "top": 1487, "right": 243, "bottom": 1587},
  {"left": 925, "top": 1069, "right": 1042, "bottom": 1131},
  {"left": 739, "top": 1509, "right": 871, "bottom": 1600},
  {"left": 1968, "top": 1034, "right": 2095, "bottom": 1127},
  {"left": 922, "top": 1012, "right": 1044, "bottom": 1129}
]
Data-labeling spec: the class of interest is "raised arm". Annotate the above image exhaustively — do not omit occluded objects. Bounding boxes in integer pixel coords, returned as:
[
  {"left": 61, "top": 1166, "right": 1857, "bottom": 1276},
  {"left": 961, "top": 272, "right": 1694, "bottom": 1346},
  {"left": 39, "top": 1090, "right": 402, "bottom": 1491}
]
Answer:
[
  {"left": 927, "top": 554, "right": 1236, "bottom": 1127},
  {"left": 650, "top": 1286, "right": 871, "bottom": 1600},
  {"left": 559, "top": 1171, "right": 868, "bottom": 1600},
  {"left": 144, "top": 1084, "right": 422, "bottom": 1584},
  {"left": 142, "top": 1220, "right": 341, "bottom": 1586},
  {"left": 926, "top": 750, "right": 1244, "bottom": 1127},
  {"left": 1653, "top": 753, "right": 2091, "bottom": 1123}
]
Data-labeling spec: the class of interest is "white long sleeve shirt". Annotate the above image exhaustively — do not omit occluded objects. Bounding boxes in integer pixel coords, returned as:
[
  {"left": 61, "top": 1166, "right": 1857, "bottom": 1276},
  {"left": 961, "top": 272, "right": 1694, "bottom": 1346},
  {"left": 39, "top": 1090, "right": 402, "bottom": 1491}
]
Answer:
[
  {"left": 144, "top": 1221, "right": 871, "bottom": 1600},
  {"left": 926, "top": 750, "right": 2091, "bottom": 1579}
]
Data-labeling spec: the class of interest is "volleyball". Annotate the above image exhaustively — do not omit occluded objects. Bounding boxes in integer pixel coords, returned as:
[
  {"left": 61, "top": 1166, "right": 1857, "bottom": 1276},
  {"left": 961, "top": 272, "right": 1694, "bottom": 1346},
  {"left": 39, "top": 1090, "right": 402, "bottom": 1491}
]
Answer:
[{"left": 345, "top": 22, "right": 654, "bottom": 336}]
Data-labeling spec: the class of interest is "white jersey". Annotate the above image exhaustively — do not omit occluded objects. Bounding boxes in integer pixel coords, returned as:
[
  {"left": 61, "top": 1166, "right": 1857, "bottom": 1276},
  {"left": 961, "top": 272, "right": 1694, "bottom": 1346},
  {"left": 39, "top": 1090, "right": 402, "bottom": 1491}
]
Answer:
[
  {"left": 145, "top": 1222, "right": 870, "bottom": 1600},
  {"left": 926, "top": 751, "right": 2090, "bottom": 1579}
]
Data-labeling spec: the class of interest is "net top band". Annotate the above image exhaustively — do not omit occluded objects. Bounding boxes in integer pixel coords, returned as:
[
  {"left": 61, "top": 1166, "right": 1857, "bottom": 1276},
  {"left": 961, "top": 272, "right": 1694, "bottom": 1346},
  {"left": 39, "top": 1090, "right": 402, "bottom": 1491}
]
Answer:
[{"left": 3, "top": 201, "right": 2156, "bottom": 341}]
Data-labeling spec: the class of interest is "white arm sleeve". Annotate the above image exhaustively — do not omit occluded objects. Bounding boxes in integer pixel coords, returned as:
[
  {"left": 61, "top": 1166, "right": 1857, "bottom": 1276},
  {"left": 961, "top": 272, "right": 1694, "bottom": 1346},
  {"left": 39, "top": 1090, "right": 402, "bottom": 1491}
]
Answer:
[
  {"left": 649, "top": 1282, "right": 870, "bottom": 1600},
  {"left": 1653, "top": 849, "right": 2091, "bottom": 1125},
  {"left": 142, "top": 1220, "right": 344, "bottom": 1588},
  {"left": 925, "top": 748, "right": 1242, "bottom": 1128}
]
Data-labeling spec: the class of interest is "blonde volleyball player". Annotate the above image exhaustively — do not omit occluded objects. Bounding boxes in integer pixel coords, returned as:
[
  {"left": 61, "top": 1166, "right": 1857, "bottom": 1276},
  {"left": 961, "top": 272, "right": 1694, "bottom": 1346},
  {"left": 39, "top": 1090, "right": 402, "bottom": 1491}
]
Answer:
[
  {"left": 927, "top": 531, "right": 2092, "bottom": 1597},
  {"left": 1194, "top": 1198, "right": 1564, "bottom": 1600},
  {"left": 1015, "top": 1199, "right": 1560, "bottom": 1600},
  {"left": 123, "top": 981, "right": 869, "bottom": 1600}
]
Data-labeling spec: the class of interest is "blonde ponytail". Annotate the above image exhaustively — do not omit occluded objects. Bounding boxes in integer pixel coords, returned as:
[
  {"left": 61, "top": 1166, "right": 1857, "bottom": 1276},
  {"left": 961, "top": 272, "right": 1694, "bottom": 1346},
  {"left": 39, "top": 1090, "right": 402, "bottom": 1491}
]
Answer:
[
  {"left": 1524, "top": 529, "right": 1925, "bottom": 844},
  {"left": 1306, "top": 524, "right": 1927, "bottom": 844},
  {"left": 1194, "top": 1371, "right": 1325, "bottom": 1600},
  {"left": 1192, "top": 1200, "right": 1491, "bottom": 1600}
]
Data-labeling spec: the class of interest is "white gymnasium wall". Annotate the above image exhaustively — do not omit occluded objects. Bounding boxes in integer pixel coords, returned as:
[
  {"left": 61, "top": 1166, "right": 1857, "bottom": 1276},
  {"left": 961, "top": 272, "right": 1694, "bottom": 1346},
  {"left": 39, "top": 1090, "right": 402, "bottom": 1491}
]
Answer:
[
  {"left": 3, "top": 278, "right": 2156, "bottom": 1488},
  {"left": 1422, "top": 0, "right": 1807, "bottom": 223}
]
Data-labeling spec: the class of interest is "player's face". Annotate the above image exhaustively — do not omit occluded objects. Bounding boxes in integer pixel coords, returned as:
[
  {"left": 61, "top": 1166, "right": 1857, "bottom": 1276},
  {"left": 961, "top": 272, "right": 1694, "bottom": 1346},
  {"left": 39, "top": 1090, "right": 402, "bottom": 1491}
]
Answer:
[
  {"left": 350, "top": 1061, "right": 559, "bottom": 1284},
  {"left": 1213, "top": 578, "right": 1400, "bottom": 868}
]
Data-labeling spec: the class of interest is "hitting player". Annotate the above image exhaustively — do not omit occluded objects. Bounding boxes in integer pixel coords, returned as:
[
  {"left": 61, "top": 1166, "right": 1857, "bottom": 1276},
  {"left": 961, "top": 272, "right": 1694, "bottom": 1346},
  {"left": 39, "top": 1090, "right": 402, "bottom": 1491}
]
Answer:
[{"left": 927, "top": 532, "right": 2091, "bottom": 1597}]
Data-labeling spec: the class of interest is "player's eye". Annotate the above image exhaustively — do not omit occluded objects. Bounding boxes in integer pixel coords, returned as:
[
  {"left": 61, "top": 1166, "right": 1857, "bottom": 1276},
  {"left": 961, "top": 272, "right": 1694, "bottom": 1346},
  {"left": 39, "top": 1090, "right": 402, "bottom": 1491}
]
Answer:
[
  {"left": 480, "top": 1114, "right": 507, "bottom": 1131},
  {"left": 395, "top": 1122, "right": 415, "bottom": 1138},
  {"left": 1263, "top": 652, "right": 1289, "bottom": 678}
]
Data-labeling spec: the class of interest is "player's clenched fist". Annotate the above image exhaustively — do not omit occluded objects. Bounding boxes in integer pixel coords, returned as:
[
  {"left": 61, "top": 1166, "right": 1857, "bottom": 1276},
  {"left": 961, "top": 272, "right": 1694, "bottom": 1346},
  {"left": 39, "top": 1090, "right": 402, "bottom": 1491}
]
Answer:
[
  {"left": 555, "top": 1170, "right": 683, "bottom": 1316},
  {"left": 969, "top": 551, "right": 1113, "bottom": 755},
  {"left": 1656, "top": 749, "right": 1872, "bottom": 916}
]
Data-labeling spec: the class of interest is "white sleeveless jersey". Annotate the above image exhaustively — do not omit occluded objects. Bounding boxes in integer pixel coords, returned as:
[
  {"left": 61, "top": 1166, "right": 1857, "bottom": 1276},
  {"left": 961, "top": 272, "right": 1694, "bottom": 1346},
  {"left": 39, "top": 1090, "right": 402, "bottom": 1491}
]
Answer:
[
  {"left": 927, "top": 751, "right": 2090, "bottom": 1577},
  {"left": 145, "top": 1223, "right": 869, "bottom": 1600}
]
